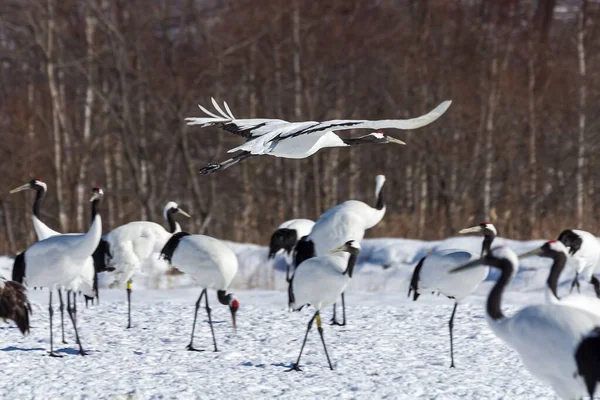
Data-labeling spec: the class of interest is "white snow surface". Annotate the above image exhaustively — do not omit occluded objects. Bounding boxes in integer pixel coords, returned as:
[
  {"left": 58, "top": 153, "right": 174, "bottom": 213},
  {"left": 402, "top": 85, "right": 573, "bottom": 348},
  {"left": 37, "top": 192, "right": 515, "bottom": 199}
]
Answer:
[{"left": 0, "top": 235, "right": 595, "bottom": 399}]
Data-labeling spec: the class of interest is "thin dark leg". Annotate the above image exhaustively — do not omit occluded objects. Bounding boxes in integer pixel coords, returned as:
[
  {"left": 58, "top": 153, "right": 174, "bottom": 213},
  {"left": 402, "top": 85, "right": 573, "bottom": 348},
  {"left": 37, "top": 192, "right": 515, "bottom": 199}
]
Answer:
[
  {"left": 286, "top": 313, "right": 317, "bottom": 372},
  {"left": 199, "top": 151, "right": 252, "bottom": 175},
  {"left": 330, "top": 294, "right": 346, "bottom": 326},
  {"left": 286, "top": 264, "right": 291, "bottom": 283},
  {"left": 57, "top": 289, "right": 67, "bottom": 344},
  {"left": 187, "top": 289, "right": 206, "bottom": 351},
  {"left": 67, "top": 291, "right": 86, "bottom": 356},
  {"left": 571, "top": 273, "right": 581, "bottom": 294},
  {"left": 316, "top": 311, "right": 334, "bottom": 370},
  {"left": 72, "top": 291, "right": 78, "bottom": 326},
  {"left": 48, "top": 291, "right": 62, "bottom": 357},
  {"left": 205, "top": 289, "right": 218, "bottom": 352},
  {"left": 126, "top": 280, "right": 132, "bottom": 329},
  {"left": 449, "top": 303, "right": 458, "bottom": 368},
  {"left": 591, "top": 276, "right": 600, "bottom": 298},
  {"left": 288, "top": 276, "right": 296, "bottom": 311}
]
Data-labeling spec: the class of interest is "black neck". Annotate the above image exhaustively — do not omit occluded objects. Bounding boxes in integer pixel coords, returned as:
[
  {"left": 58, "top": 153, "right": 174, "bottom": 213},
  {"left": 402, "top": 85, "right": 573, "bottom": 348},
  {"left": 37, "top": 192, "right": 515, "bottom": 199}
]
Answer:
[
  {"left": 344, "top": 249, "right": 359, "bottom": 278},
  {"left": 217, "top": 290, "right": 231, "bottom": 305},
  {"left": 160, "top": 232, "right": 190, "bottom": 263},
  {"left": 376, "top": 186, "right": 384, "bottom": 210},
  {"left": 487, "top": 258, "right": 513, "bottom": 321},
  {"left": 547, "top": 252, "right": 567, "bottom": 300},
  {"left": 166, "top": 209, "right": 177, "bottom": 233},
  {"left": 481, "top": 234, "right": 495, "bottom": 257},
  {"left": 33, "top": 187, "right": 45, "bottom": 217}
]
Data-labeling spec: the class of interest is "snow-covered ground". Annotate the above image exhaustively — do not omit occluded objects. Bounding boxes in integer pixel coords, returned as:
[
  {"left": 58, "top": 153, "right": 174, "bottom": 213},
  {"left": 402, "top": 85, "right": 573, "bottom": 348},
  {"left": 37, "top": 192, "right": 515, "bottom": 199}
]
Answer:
[{"left": 0, "top": 236, "right": 592, "bottom": 398}]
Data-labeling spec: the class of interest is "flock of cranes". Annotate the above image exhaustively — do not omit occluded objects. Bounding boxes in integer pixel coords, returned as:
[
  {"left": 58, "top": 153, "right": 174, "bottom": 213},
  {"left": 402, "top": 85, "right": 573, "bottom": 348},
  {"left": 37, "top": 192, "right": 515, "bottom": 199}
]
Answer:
[{"left": 1, "top": 98, "right": 600, "bottom": 399}]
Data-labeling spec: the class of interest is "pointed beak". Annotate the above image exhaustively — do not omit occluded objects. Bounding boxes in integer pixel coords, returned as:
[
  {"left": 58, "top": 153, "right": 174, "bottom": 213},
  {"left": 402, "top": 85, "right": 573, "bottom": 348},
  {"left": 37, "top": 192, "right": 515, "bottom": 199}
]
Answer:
[
  {"left": 387, "top": 137, "right": 406, "bottom": 145},
  {"left": 450, "top": 258, "right": 486, "bottom": 274},
  {"left": 328, "top": 244, "right": 346, "bottom": 254},
  {"left": 459, "top": 226, "right": 483, "bottom": 235},
  {"left": 230, "top": 308, "right": 237, "bottom": 332},
  {"left": 89, "top": 193, "right": 100, "bottom": 202},
  {"left": 517, "top": 248, "right": 543, "bottom": 260},
  {"left": 9, "top": 183, "right": 30, "bottom": 194},
  {"left": 178, "top": 208, "right": 191, "bottom": 218}
]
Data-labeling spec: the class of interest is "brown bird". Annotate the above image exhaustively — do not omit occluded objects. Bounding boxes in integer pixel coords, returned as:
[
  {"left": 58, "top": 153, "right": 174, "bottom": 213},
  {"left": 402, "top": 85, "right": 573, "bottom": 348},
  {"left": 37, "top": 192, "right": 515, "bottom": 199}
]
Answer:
[{"left": 0, "top": 278, "right": 32, "bottom": 335}]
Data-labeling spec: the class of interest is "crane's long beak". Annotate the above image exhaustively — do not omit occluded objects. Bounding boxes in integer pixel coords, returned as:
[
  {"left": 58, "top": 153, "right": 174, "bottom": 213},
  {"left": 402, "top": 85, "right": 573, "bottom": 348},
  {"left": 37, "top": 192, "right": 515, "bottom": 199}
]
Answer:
[
  {"left": 328, "top": 244, "right": 346, "bottom": 254},
  {"left": 517, "top": 248, "right": 543, "bottom": 259},
  {"left": 178, "top": 208, "right": 191, "bottom": 218},
  {"left": 459, "top": 226, "right": 483, "bottom": 234},
  {"left": 230, "top": 308, "right": 237, "bottom": 332},
  {"left": 450, "top": 258, "right": 486, "bottom": 274},
  {"left": 387, "top": 137, "right": 406, "bottom": 145},
  {"left": 9, "top": 183, "right": 30, "bottom": 194}
]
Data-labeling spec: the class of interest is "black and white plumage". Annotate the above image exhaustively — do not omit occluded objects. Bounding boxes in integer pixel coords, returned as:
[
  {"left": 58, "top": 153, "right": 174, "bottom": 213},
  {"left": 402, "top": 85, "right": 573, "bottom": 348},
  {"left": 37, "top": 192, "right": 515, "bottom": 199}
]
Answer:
[
  {"left": 104, "top": 201, "right": 190, "bottom": 328},
  {"left": 9, "top": 179, "right": 113, "bottom": 310},
  {"left": 408, "top": 222, "right": 497, "bottom": 368},
  {"left": 557, "top": 229, "right": 600, "bottom": 298},
  {"left": 0, "top": 278, "right": 32, "bottom": 335},
  {"left": 160, "top": 232, "right": 239, "bottom": 352},
  {"left": 293, "top": 175, "right": 387, "bottom": 326},
  {"left": 18, "top": 186, "right": 104, "bottom": 356},
  {"left": 186, "top": 98, "right": 451, "bottom": 174},
  {"left": 451, "top": 245, "right": 600, "bottom": 400},
  {"left": 287, "top": 240, "right": 360, "bottom": 371},
  {"left": 268, "top": 219, "right": 314, "bottom": 308}
]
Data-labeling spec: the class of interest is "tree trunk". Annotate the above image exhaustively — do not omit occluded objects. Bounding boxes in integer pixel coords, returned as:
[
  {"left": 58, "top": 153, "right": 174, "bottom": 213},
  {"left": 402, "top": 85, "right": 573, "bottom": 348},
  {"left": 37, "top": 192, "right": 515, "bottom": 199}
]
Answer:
[{"left": 576, "top": 0, "right": 587, "bottom": 226}]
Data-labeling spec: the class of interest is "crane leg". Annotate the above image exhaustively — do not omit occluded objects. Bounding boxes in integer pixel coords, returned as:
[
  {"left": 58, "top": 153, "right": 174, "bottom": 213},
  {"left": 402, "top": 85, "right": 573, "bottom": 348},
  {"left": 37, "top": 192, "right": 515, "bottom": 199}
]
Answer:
[
  {"left": 48, "top": 291, "right": 62, "bottom": 357},
  {"left": 199, "top": 151, "right": 252, "bottom": 175},
  {"left": 316, "top": 312, "right": 334, "bottom": 370},
  {"left": 286, "top": 312, "right": 316, "bottom": 372},
  {"left": 57, "top": 289, "right": 67, "bottom": 344},
  {"left": 591, "top": 276, "right": 600, "bottom": 298},
  {"left": 449, "top": 303, "right": 458, "bottom": 368},
  {"left": 67, "top": 291, "right": 86, "bottom": 356},
  {"left": 288, "top": 275, "right": 296, "bottom": 311},
  {"left": 205, "top": 289, "right": 218, "bottom": 352},
  {"left": 73, "top": 290, "right": 78, "bottom": 324},
  {"left": 187, "top": 289, "right": 206, "bottom": 351},
  {"left": 571, "top": 273, "right": 581, "bottom": 294},
  {"left": 330, "top": 293, "right": 346, "bottom": 326},
  {"left": 126, "top": 280, "right": 132, "bottom": 329}
]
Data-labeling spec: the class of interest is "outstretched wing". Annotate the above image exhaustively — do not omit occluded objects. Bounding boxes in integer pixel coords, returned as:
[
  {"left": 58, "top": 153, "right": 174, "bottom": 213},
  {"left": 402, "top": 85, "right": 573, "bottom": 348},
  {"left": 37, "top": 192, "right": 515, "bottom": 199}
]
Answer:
[{"left": 186, "top": 98, "right": 452, "bottom": 142}]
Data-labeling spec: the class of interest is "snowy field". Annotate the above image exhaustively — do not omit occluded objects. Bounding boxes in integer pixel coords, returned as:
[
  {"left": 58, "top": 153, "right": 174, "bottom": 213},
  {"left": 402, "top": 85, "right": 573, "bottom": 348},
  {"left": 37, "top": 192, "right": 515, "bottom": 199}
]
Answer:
[{"left": 0, "top": 235, "right": 593, "bottom": 399}]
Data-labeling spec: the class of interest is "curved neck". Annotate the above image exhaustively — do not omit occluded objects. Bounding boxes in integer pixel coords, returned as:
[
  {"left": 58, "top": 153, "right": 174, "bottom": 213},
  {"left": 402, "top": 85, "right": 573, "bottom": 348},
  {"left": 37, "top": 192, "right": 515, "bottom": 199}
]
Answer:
[
  {"left": 547, "top": 252, "right": 567, "bottom": 300},
  {"left": 217, "top": 290, "right": 232, "bottom": 305},
  {"left": 166, "top": 210, "right": 177, "bottom": 233},
  {"left": 375, "top": 185, "right": 384, "bottom": 210},
  {"left": 487, "top": 259, "right": 513, "bottom": 321},
  {"left": 481, "top": 234, "right": 495, "bottom": 257},
  {"left": 344, "top": 249, "right": 359, "bottom": 278},
  {"left": 91, "top": 199, "right": 100, "bottom": 220},
  {"left": 33, "top": 187, "right": 45, "bottom": 217}
]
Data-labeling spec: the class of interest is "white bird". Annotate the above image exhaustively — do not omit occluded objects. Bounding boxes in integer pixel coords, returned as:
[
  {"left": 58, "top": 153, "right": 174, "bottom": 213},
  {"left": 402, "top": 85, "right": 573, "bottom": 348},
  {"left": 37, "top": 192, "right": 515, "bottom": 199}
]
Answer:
[
  {"left": 451, "top": 246, "right": 600, "bottom": 400},
  {"left": 159, "top": 232, "right": 239, "bottom": 351},
  {"left": 288, "top": 240, "right": 360, "bottom": 371},
  {"left": 18, "top": 186, "right": 104, "bottom": 356},
  {"left": 408, "top": 222, "right": 497, "bottom": 368},
  {"left": 293, "top": 175, "right": 387, "bottom": 326},
  {"left": 268, "top": 219, "right": 315, "bottom": 308},
  {"left": 0, "top": 278, "right": 32, "bottom": 335},
  {"left": 557, "top": 229, "right": 600, "bottom": 297},
  {"left": 104, "top": 201, "right": 191, "bottom": 328},
  {"left": 186, "top": 98, "right": 451, "bottom": 174},
  {"left": 10, "top": 179, "right": 109, "bottom": 344}
]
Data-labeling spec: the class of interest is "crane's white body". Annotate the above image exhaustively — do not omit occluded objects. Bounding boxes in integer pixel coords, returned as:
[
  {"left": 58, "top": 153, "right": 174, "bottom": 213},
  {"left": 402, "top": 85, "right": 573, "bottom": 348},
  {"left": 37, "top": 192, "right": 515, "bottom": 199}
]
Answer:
[
  {"left": 104, "top": 221, "right": 172, "bottom": 285},
  {"left": 169, "top": 235, "right": 238, "bottom": 290},
  {"left": 292, "top": 252, "right": 354, "bottom": 311},
  {"left": 417, "top": 249, "right": 484, "bottom": 300},
  {"left": 186, "top": 98, "right": 452, "bottom": 158},
  {"left": 275, "top": 219, "right": 315, "bottom": 264},
  {"left": 23, "top": 215, "right": 102, "bottom": 293},
  {"left": 308, "top": 176, "right": 386, "bottom": 257},
  {"left": 470, "top": 246, "right": 600, "bottom": 400},
  {"left": 566, "top": 229, "right": 600, "bottom": 282}
]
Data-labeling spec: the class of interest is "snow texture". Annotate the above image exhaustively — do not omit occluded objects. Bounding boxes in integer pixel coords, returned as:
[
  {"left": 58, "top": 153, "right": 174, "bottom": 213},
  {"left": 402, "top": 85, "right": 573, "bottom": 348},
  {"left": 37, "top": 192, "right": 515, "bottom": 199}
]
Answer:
[{"left": 0, "top": 235, "right": 595, "bottom": 399}]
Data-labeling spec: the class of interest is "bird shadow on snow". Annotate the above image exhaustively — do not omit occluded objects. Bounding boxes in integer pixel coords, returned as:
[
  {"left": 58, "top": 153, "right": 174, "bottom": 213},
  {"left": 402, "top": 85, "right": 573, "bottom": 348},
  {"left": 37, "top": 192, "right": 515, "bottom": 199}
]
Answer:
[{"left": 1, "top": 346, "right": 45, "bottom": 352}]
